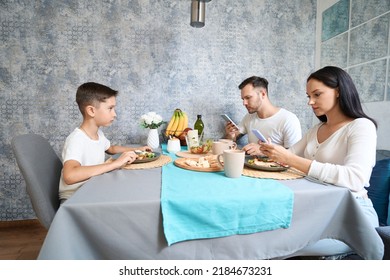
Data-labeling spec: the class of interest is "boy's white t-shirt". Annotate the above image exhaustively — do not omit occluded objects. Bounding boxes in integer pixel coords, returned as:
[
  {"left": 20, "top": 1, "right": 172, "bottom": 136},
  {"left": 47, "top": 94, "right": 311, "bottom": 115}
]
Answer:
[{"left": 58, "top": 128, "right": 110, "bottom": 200}]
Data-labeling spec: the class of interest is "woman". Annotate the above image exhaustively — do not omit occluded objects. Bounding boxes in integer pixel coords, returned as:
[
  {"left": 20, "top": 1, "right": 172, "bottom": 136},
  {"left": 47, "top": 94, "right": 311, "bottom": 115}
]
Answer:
[{"left": 260, "top": 66, "right": 380, "bottom": 257}]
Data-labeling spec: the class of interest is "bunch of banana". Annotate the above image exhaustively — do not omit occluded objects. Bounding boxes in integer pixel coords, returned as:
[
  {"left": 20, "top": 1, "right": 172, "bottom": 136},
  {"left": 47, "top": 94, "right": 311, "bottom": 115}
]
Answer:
[{"left": 165, "top": 109, "right": 189, "bottom": 137}]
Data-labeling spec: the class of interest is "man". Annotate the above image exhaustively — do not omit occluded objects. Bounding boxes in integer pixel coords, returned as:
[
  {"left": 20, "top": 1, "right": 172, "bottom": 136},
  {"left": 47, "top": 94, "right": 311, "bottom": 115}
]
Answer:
[{"left": 224, "top": 76, "right": 302, "bottom": 155}]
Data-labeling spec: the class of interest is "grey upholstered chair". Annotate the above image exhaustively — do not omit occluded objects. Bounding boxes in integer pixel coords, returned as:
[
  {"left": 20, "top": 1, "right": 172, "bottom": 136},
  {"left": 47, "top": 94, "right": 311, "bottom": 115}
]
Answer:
[
  {"left": 376, "top": 227, "right": 390, "bottom": 260},
  {"left": 12, "top": 134, "right": 62, "bottom": 229},
  {"left": 368, "top": 156, "right": 390, "bottom": 260}
]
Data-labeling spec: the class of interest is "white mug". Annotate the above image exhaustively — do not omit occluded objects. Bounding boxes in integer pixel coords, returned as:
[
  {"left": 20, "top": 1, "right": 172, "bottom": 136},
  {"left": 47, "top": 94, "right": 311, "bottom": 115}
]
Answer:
[
  {"left": 219, "top": 139, "right": 237, "bottom": 149},
  {"left": 217, "top": 149, "right": 245, "bottom": 178},
  {"left": 219, "top": 138, "right": 234, "bottom": 144},
  {"left": 167, "top": 138, "right": 181, "bottom": 153},
  {"left": 212, "top": 140, "right": 237, "bottom": 155}
]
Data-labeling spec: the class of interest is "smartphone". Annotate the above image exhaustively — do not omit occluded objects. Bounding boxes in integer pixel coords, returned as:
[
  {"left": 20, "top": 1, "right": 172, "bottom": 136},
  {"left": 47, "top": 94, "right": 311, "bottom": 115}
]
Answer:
[
  {"left": 221, "top": 114, "right": 238, "bottom": 129},
  {"left": 252, "top": 129, "right": 267, "bottom": 143}
]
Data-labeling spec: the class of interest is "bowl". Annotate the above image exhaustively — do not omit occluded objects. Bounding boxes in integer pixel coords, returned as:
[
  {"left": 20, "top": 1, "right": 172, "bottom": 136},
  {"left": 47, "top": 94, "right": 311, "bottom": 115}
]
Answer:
[{"left": 189, "top": 139, "right": 212, "bottom": 154}]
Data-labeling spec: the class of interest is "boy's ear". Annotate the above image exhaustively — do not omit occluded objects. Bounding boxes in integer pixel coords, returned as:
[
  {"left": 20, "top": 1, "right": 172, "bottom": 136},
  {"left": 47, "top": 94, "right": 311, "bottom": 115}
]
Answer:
[{"left": 85, "top": 105, "right": 95, "bottom": 117}]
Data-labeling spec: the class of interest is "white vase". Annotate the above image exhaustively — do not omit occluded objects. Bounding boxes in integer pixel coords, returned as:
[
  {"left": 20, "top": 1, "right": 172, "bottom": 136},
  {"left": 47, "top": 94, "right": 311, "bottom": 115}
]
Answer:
[{"left": 147, "top": 128, "right": 160, "bottom": 149}]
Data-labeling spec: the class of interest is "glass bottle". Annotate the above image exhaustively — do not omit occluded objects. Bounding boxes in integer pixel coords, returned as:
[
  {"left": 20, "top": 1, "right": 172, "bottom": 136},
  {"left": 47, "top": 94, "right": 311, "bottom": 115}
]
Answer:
[{"left": 194, "top": 115, "right": 204, "bottom": 139}]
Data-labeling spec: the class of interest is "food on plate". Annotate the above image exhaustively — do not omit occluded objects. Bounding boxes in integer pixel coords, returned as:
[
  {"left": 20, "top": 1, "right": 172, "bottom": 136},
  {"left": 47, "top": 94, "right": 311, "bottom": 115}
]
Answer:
[
  {"left": 184, "top": 156, "right": 215, "bottom": 168},
  {"left": 247, "top": 157, "right": 287, "bottom": 168},
  {"left": 135, "top": 150, "right": 156, "bottom": 160}
]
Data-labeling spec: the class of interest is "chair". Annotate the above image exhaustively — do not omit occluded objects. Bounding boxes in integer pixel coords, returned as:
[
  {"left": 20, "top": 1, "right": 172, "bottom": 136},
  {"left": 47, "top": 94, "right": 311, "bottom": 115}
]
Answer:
[
  {"left": 367, "top": 157, "right": 390, "bottom": 260},
  {"left": 11, "top": 134, "right": 62, "bottom": 229},
  {"left": 376, "top": 227, "right": 390, "bottom": 260}
]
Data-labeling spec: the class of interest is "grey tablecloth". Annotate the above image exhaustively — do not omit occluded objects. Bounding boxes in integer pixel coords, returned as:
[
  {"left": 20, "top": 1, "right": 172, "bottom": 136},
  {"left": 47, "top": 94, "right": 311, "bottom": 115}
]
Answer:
[{"left": 38, "top": 168, "right": 384, "bottom": 259}]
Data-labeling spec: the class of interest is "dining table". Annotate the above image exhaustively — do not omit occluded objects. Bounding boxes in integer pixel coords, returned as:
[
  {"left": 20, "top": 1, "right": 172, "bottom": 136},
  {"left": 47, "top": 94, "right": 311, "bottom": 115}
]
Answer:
[{"left": 37, "top": 146, "right": 384, "bottom": 260}]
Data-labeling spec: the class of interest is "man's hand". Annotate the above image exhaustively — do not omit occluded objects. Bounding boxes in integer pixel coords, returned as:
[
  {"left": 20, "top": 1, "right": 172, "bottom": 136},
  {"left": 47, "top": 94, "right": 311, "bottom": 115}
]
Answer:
[{"left": 225, "top": 122, "right": 240, "bottom": 141}]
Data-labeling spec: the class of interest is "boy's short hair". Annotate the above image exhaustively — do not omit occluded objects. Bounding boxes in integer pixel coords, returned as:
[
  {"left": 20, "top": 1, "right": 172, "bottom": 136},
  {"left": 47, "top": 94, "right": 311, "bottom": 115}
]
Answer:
[{"left": 76, "top": 82, "right": 118, "bottom": 115}]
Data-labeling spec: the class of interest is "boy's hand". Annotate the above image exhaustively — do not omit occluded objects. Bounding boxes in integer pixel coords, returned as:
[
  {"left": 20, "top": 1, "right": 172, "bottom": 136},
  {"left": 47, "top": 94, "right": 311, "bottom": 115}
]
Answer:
[{"left": 116, "top": 151, "right": 137, "bottom": 167}]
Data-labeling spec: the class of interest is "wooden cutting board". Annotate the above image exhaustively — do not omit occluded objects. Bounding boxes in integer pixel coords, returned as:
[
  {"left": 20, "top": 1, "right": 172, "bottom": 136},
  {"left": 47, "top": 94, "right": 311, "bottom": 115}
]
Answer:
[
  {"left": 174, "top": 157, "right": 223, "bottom": 172},
  {"left": 175, "top": 150, "right": 213, "bottom": 158}
]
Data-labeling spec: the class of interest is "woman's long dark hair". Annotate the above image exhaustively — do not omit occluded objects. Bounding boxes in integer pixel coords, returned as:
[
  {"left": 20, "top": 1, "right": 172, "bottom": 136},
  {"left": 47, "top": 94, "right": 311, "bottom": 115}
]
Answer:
[{"left": 307, "top": 66, "right": 377, "bottom": 128}]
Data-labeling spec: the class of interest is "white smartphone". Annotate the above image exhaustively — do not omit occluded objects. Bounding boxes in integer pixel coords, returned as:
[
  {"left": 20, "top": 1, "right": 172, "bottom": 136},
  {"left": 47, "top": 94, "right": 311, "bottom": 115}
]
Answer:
[
  {"left": 251, "top": 129, "right": 267, "bottom": 143},
  {"left": 221, "top": 114, "right": 238, "bottom": 129}
]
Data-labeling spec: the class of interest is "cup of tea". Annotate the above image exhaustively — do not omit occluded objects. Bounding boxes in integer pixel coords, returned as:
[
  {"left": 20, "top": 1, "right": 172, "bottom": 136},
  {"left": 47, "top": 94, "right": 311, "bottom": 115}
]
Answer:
[
  {"left": 217, "top": 149, "right": 245, "bottom": 178},
  {"left": 212, "top": 140, "right": 237, "bottom": 155}
]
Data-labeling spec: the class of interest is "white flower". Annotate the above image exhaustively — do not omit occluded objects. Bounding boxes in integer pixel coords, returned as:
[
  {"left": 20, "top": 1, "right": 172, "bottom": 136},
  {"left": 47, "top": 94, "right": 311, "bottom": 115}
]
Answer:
[{"left": 140, "top": 112, "right": 164, "bottom": 129}]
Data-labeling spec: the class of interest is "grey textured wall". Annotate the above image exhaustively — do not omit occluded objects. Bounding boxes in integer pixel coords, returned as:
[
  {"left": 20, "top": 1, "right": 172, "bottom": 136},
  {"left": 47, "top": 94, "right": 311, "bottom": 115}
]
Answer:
[
  {"left": 0, "top": 0, "right": 316, "bottom": 220},
  {"left": 319, "top": 0, "right": 390, "bottom": 150},
  {"left": 321, "top": 0, "right": 390, "bottom": 103}
]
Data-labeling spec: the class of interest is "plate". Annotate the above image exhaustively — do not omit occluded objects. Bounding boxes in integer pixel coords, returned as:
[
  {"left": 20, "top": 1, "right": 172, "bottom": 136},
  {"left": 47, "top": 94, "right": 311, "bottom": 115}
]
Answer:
[
  {"left": 244, "top": 157, "right": 288, "bottom": 172},
  {"left": 112, "top": 152, "right": 161, "bottom": 164},
  {"left": 174, "top": 157, "right": 223, "bottom": 172},
  {"left": 175, "top": 150, "right": 213, "bottom": 158}
]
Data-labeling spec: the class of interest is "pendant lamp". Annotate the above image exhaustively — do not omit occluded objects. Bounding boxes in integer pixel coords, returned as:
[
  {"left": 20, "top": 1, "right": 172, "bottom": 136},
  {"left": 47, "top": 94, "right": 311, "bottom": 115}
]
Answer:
[{"left": 190, "top": 0, "right": 212, "bottom": 28}]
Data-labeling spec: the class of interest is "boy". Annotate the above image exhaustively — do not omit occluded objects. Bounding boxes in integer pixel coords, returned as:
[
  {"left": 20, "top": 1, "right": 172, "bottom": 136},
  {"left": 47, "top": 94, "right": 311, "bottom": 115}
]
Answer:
[{"left": 59, "top": 82, "right": 151, "bottom": 201}]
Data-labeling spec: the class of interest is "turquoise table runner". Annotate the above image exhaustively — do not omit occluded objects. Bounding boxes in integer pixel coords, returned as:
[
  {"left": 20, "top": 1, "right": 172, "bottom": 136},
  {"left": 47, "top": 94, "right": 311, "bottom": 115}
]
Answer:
[{"left": 161, "top": 147, "right": 294, "bottom": 246}]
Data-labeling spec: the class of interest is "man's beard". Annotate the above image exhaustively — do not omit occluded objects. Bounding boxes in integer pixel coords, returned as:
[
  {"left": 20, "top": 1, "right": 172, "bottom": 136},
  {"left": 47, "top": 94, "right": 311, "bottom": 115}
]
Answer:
[{"left": 246, "top": 106, "right": 257, "bottom": 114}]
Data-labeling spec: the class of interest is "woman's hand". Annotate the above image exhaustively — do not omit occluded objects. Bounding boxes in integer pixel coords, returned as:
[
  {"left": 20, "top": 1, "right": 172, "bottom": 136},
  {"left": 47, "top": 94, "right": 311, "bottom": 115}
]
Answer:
[
  {"left": 260, "top": 142, "right": 312, "bottom": 175},
  {"left": 242, "top": 143, "right": 263, "bottom": 156},
  {"left": 259, "top": 142, "right": 290, "bottom": 164}
]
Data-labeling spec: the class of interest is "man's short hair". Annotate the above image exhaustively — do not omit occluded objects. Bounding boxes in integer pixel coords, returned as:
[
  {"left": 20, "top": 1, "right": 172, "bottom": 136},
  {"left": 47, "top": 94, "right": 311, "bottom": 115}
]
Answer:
[
  {"left": 238, "top": 76, "right": 269, "bottom": 92},
  {"left": 76, "top": 82, "right": 118, "bottom": 115}
]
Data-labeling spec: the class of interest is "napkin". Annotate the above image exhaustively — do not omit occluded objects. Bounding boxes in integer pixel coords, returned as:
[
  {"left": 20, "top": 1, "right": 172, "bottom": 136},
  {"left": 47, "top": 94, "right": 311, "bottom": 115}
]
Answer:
[{"left": 161, "top": 157, "right": 294, "bottom": 246}]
